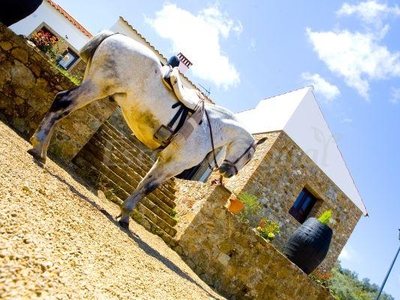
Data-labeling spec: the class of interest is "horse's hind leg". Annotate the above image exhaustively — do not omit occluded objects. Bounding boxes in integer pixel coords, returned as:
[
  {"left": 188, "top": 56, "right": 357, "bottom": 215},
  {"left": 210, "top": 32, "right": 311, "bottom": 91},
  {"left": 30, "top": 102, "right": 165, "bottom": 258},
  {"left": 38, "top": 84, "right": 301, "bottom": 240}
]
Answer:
[{"left": 28, "top": 81, "right": 106, "bottom": 164}]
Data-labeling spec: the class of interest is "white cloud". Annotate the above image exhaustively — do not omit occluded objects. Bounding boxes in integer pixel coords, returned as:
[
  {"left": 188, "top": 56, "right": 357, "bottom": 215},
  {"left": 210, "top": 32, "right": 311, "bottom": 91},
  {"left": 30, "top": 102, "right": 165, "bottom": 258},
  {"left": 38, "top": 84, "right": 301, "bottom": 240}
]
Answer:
[
  {"left": 146, "top": 3, "right": 241, "bottom": 90},
  {"left": 306, "top": 28, "right": 400, "bottom": 100},
  {"left": 337, "top": 0, "right": 400, "bottom": 27},
  {"left": 339, "top": 246, "right": 361, "bottom": 263},
  {"left": 301, "top": 72, "right": 341, "bottom": 102},
  {"left": 390, "top": 87, "right": 400, "bottom": 104},
  {"left": 339, "top": 247, "right": 352, "bottom": 261},
  {"left": 341, "top": 117, "right": 353, "bottom": 124},
  {"left": 307, "top": 1, "right": 400, "bottom": 101}
]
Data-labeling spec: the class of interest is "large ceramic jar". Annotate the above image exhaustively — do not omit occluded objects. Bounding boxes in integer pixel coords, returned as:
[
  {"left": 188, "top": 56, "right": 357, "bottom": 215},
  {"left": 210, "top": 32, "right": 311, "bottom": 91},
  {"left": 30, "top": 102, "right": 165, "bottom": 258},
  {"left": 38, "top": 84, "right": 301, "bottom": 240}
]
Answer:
[{"left": 283, "top": 217, "right": 333, "bottom": 274}]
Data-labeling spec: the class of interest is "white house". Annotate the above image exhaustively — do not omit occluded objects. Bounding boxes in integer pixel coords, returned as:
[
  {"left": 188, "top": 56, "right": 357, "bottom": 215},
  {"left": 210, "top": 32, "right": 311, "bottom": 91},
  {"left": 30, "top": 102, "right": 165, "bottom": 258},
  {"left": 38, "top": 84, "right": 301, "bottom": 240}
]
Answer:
[
  {"left": 236, "top": 86, "right": 368, "bottom": 216},
  {"left": 9, "top": 0, "right": 92, "bottom": 70}
]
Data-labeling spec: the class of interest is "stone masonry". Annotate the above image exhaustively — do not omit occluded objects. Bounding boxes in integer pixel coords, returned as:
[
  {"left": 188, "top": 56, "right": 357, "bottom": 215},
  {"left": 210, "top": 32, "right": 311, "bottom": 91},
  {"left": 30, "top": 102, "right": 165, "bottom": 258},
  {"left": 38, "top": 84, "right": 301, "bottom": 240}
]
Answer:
[
  {"left": 0, "top": 23, "right": 116, "bottom": 162},
  {"left": 72, "top": 120, "right": 178, "bottom": 245},
  {"left": 222, "top": 131, "right": 363, "bottom": 271},
  {"left": 173, "top": 181, "right": 334, "bottom": 300}
]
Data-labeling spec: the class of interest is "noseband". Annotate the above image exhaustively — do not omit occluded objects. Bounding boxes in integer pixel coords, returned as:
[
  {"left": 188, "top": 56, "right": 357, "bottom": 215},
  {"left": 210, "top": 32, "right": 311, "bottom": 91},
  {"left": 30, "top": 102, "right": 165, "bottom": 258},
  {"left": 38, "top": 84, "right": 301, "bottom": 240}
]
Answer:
[
  {"left": 222, "top": 141, "right": 256, "bottom": 175},
  {"left": 205, "top": 110, "right": 256, "bottom": 175}
]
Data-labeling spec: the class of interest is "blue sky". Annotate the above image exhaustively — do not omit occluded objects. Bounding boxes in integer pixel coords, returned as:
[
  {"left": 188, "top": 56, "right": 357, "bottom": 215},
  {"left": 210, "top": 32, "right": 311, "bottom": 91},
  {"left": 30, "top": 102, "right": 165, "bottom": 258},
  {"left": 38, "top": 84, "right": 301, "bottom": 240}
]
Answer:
[{"left": 50, "top": 0, "right": 400, "bottom": 298}]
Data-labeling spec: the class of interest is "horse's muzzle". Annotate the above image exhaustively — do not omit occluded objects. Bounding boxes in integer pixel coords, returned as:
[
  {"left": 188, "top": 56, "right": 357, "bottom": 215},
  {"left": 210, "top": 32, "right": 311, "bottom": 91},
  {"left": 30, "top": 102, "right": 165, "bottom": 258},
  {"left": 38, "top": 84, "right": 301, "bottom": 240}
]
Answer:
[{"left": 219, "top": 163, "right": 236, "bottom": 178}]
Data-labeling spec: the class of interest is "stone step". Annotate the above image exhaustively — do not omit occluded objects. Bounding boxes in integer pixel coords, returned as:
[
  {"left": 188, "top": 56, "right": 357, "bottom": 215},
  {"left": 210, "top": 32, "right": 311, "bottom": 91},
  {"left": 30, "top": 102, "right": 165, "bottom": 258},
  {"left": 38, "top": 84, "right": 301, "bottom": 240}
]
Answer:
[
  {"left": 102, "top": 187, "right": 176, "bottom": 245},
  {"left": 101, "top": 122, "right": 154, "bottom": 168},
  {"left": 73, "top": 155, "right": 177, "bottom": 238},
  {"left": 101, "top": 122, "right": 177, "bottom": 195},
  {"left": 93, "top": 125, "right": 175, "bottom": 199},
  {"left": 74, "top": 149, "right": 177, "bottom": 228},
  {"left": 129, "top": 209, "right": 174, "bottom": 245},
  {"left": 86, "top": 133, "right": 176, "bottom": 208}
]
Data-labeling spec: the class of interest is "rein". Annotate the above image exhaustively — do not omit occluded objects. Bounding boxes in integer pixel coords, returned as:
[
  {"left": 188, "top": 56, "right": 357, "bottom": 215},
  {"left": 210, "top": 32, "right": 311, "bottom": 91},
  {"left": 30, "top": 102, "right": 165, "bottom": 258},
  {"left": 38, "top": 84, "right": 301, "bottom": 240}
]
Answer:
[{"left": 205, "top": 109, "right": 219, "bottom": 170}]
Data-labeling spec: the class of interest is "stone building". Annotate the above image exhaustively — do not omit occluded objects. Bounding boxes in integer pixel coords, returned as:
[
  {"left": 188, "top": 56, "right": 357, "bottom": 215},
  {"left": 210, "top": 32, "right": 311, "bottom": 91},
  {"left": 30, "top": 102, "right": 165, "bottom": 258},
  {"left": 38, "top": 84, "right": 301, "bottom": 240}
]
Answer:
[{"left": 221, "top": 86, "right": 368, "bottom": 269}]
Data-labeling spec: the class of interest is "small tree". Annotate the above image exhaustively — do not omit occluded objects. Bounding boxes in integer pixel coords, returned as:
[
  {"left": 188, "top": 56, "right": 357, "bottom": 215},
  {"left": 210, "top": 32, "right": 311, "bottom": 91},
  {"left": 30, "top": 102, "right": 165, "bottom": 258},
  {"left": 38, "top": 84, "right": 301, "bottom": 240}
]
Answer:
[{"left": 237, "top": 191, "right": 261, "bottom": 226}]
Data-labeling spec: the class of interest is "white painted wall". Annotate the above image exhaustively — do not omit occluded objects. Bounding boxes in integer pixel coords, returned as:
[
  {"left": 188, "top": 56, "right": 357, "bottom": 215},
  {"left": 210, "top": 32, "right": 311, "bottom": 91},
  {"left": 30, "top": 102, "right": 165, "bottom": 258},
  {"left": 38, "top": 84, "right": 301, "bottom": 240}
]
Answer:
[
  {"left": 236, "top": 87, "right": 367, "bottom": 215},
  {"left": 109, "top": 18, "right": 167, "bottom": 64},
  {"left": 110, "top": 18, "right": 144, "bottom": 44},
  {"left": 237, "top": 87, "right": 308, "bottom": 134},
  {"left": 9, "top": 1, "right": 89, "bottom": 50}
]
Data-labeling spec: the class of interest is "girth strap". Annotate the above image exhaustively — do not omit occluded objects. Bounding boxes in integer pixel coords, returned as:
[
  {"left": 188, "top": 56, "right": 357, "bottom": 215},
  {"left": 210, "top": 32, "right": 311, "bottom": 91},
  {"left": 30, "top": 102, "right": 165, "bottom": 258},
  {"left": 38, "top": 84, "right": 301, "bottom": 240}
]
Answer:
[
  {"left": 154, "top": 100, "right": 205, "bottom": 147},
  {"left": 170, "top": 100, "right": 205, "bottom": 144},
  {"left": 156, "top": 64, "right": 206, "bottom": 147},
  {"left": 169, "top": 102, "right": 191, "bottom": 133}
]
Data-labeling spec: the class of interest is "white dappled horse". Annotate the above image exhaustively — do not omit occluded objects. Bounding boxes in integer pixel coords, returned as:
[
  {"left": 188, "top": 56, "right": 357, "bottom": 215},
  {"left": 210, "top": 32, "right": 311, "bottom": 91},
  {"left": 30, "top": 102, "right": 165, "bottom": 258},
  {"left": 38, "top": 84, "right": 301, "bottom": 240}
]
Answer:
[{"left": 28, "top": 31, "right": 264, "bottom": 228}]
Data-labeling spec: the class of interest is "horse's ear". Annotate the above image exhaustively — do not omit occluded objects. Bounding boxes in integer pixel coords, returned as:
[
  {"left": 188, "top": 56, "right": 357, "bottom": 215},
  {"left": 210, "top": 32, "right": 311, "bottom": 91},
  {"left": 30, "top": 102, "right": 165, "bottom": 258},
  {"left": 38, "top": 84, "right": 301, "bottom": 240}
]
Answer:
[{"left": 256, "top": 137, "right": 268, "bottom": 146}]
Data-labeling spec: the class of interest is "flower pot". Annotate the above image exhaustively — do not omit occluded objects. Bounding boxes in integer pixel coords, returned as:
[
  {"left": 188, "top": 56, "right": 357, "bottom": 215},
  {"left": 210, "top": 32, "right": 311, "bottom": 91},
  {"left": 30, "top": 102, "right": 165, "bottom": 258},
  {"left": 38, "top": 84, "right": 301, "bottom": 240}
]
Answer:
[
  {"left": 283, "top": 217, "right": 333, "bottom": 274},
  {"left": 226, "top": 195, "right": 245, "bottom": 214}
]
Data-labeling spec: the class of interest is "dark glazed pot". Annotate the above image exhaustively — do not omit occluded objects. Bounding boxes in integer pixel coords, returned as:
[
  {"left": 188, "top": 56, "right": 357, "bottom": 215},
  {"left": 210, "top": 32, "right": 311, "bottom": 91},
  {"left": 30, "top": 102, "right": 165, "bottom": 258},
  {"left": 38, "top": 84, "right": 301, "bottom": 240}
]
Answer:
[
  {"left": 0, "top": 0, "right": 43, "bottom": 27},
  {"left": 284, "top": 217, "right": 333, "bottom": 274}
]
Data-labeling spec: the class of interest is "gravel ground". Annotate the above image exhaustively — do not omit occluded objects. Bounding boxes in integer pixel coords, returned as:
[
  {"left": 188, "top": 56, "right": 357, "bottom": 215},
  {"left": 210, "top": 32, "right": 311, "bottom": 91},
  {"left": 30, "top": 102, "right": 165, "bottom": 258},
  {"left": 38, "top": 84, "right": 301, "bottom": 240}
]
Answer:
[{"left": 0, "top": 121, "right": 225, "bottom": 300}]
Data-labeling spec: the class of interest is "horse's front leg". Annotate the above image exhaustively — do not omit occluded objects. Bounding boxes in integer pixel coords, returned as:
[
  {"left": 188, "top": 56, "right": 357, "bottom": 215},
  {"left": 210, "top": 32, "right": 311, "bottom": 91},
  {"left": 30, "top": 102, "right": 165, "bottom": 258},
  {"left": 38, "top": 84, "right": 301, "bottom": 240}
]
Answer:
[
  {"left": 117, "top": 146, "right": 192, "bottom": 229},
  {"left": 118, "top": 162, "right": 166, "bottom": 229}
]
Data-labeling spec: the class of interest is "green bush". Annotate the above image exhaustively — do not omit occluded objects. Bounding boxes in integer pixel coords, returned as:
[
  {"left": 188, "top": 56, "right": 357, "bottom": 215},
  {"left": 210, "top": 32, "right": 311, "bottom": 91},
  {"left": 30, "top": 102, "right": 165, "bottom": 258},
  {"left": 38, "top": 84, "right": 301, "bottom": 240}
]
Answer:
[{"left": 237, "top": 191, "right": 261, "bottom": 225}]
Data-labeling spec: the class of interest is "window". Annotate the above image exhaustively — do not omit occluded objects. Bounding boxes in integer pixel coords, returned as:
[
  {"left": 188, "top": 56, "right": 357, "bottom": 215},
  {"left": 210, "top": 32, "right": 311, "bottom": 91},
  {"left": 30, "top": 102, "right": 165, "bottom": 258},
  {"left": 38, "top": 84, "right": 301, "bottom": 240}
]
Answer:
[
  {"left": 289, "top": 188, "right": 317, "bottom": 223},
  {"left": 29, "top": 26, "right": 59, "bottom": 54},
  {"left": 57, "top": 48, "right": 79, "bottom": 70},
  {"left": 30, "top": 24, "right": 79, "bottom": 70}
]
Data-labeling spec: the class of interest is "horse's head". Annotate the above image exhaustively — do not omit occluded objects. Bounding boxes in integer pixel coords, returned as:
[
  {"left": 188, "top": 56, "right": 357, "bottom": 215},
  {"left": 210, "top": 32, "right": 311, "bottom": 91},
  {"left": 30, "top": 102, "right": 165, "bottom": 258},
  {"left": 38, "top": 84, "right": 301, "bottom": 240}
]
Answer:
[{"left": 219, "top": 137, "right": 267, "bottom": 178}]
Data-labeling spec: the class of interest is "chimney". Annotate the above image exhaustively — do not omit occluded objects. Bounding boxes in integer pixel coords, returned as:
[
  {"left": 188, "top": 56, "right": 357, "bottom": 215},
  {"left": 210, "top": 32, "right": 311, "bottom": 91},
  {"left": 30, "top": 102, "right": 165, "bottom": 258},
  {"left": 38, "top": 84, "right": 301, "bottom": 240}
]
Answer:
[{"left": 176, "top": 52, "right": 192, "bottom": 74}]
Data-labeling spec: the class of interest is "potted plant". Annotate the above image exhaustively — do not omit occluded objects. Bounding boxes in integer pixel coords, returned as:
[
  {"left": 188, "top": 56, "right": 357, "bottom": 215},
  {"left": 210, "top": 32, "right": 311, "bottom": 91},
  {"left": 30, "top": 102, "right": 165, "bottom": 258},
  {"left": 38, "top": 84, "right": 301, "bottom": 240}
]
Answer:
[
  {"left": 283, "top": 210, "right": 333, "bottom": 275},
  {"left": 255, "top": 218, "right": 280, "bottom": 242},
  {"left": 226, "top": 193, "right": 245, "bottom": 214}
]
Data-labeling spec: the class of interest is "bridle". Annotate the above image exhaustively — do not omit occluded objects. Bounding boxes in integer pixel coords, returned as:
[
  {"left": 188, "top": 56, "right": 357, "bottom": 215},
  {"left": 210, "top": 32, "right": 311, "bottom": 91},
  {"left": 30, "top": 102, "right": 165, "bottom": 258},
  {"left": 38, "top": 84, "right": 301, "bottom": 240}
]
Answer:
[
  {"left": 221, "top": 141, "right": 256, "bottom": 175},
  {"left": 205, "top": 109, "right": 256, "bottom": 176},
  {"left": 204, "top": 110, "right": 257, "bottom": 185}
]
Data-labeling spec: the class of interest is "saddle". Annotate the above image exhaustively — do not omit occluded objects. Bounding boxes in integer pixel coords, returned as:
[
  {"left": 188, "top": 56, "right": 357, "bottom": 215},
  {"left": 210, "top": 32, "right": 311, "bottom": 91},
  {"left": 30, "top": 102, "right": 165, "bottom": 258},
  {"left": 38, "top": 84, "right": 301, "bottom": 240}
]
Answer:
[
  {"left": 161, "top": 65, "right": 204, "bottom": 111},
  {"left": 154, "top": 65, "right": 205, "bottom": 147}
]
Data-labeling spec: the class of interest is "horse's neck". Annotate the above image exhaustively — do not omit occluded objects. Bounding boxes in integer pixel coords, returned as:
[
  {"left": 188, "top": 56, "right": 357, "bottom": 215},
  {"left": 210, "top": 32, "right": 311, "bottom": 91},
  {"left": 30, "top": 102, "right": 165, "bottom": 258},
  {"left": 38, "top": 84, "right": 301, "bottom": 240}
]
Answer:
[{"left": 206, "top": 104, "right": 250, "bottom": 147}]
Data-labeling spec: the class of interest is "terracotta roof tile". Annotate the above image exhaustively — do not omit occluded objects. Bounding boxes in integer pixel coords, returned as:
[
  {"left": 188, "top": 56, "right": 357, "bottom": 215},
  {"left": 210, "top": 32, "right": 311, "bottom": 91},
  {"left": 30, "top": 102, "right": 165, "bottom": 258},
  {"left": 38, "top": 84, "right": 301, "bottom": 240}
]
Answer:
[{"left": 46, "top": 0, "right": 92, "bottom": 38}]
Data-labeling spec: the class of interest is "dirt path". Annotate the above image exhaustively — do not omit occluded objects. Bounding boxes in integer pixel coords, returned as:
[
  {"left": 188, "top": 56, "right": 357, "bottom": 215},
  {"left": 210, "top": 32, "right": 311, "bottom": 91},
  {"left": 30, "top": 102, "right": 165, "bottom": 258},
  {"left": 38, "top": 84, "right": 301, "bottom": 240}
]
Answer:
[{"left": 0, "top": 121, "right": 224, "bottom": 300}]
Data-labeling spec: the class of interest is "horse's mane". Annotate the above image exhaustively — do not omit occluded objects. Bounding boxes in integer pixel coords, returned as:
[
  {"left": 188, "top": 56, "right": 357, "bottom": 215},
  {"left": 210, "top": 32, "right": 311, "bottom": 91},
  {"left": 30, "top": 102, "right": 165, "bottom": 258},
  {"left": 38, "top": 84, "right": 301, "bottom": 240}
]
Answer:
[{"left": 80, "top": 30, "right": 115, "bottom": 63}]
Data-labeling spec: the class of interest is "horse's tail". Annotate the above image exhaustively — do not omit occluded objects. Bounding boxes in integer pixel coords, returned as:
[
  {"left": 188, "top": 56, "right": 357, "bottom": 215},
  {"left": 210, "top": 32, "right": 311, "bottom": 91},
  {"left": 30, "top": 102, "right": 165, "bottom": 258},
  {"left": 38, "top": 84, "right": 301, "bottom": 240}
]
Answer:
[{"left": 80, "top": 30, "right": 115, "bottom": 63}]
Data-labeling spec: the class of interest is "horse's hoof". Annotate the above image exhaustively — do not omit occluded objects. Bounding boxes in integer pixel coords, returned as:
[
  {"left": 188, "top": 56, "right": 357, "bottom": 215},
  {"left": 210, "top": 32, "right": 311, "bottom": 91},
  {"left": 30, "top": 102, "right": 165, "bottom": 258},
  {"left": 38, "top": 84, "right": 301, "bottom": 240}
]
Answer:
[
  {"left": 27, "top": 149, "right": 46, "bottom": 165},
  {"left": 118, "top": 219, "right": 130, "bottom": 230}
]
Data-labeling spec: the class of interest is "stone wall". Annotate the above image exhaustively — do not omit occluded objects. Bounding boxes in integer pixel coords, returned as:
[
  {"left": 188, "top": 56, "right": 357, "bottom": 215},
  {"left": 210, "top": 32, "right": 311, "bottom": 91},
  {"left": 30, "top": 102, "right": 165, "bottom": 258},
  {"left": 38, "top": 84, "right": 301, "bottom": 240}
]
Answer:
[
  {"left": 0, "top": 23, "right": 116, "bottom": 162},
  {"left": 72, "top": 120, "right": 178, "bottom": 245},
  {"left": 174, "top": 182, "right": 334, "bottom": 300},
  {"left": 223, "top": 131, "right": 363, "bottom": 271}
]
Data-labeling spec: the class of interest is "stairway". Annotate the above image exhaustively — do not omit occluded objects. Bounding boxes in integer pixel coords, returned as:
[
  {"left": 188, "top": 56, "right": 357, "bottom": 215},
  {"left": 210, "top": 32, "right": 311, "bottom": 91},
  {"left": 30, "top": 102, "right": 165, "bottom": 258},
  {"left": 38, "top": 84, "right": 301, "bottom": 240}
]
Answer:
[{"left": 73, "top": 121, "right": 178, "bottom": 244}]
